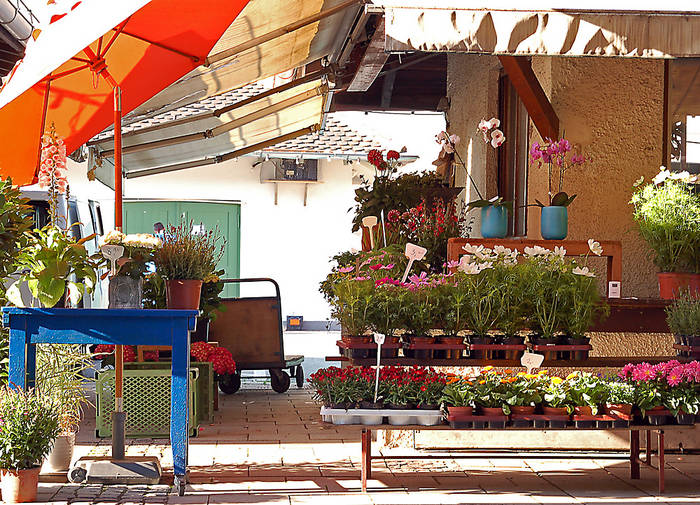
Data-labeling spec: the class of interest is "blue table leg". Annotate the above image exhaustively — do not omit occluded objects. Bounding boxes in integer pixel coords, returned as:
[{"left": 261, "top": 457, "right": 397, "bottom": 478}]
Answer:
[
  {"left": 8, "top": 328, "right": 26, "bottom": 390},
  {"left": 26, "top": 343, "right": 36, "bottom": 389},
  {"left": 170, "top": 328, "right": 190, "bottom": 482}
]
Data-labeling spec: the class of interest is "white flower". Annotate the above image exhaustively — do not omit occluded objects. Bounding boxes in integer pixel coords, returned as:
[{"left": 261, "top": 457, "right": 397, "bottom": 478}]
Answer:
[
  {"left": 524, "top": 245, "right": 549, "bottom": 257},
  {"left": 488, "top": 118, "right": 500, "bottom": 129},
  {"left": 573, "top": 266, "right": 595, "bottom": 278},
  {"left": 669, "top": 170, "right": 691, "bottom": 182},
  {"left": 490, "top": 129, "right": 505, "bottom": 148},
  {"left": 653, "top": 167, "right": 670, "bottom": 185},
  {"left": 553, "top": 246, "right": 567, "bottom": 258},
  {"left": 478, "top": 261, "right": 494, "bottom": 272},
  {"left": 493, "top": 245, "right": 512, "bottom": 256},
  {"left": 633, "top": 176, "right": 644, "bottom": 187},
  {"left": 587, "top": 239, "right": 603, "bottom": 256},
  {"left": 100, "top": 230, "right": 125, "bottom": 246},
  {"left": 123, "top": 233, "right": 161, "bottom": 249},
  {"left": 463, "top": 243, "right": 484, "bottom": 255},
  {"left": 458, "top": 257, "right": 480, "bottom": 275},
  {"left": 478, "top": 119, "right": 491, "bottom": 133}
]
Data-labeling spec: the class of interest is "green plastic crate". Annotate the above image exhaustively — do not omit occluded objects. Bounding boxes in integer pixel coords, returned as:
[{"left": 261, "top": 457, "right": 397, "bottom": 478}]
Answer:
[
  {"left": 96, "top": 368, "right": 197, "bottom": 438},
  {"left": 126, "top": 361, "right": 214, "bottom": 425}
]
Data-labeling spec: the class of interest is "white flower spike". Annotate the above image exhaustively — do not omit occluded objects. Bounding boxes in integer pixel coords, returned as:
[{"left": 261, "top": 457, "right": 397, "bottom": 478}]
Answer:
[
  {"left": 573, "top": 266, "right": 596, "bottom": 278},
  {"left": 587, "top": 239, "right": 603, "bottom": 256}
]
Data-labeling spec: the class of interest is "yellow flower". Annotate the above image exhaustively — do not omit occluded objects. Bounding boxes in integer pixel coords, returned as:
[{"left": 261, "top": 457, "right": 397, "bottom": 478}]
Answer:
[
  {"left": 566, "top": 372, "right": 580, "bottom": 380},
  {"left": 551, "top": 377, "right": 563, "bottom": 385},
  {"left": 517, "top": 372, "right": 526, "bottom": 377},
  {"left": 537, "top": 370, "right": 549, "bottom": 375},
  {"left": 525, "top": 374, "right": 538, "bottom": 379},
  {"left": 482, "top": 366, "right": 494, "bottom": 372}
]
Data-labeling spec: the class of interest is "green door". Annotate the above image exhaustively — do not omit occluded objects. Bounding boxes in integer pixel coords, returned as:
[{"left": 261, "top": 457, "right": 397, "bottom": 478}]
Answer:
[{"left": 124, "top": 200, "right": 241, "bottom": 297}]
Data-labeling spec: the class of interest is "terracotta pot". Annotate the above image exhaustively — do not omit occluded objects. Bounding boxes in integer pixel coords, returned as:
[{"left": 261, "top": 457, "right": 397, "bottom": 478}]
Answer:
[
  {"left": 165, "top": 279, "right": 203, "bottom": 310},
  {"left": 340, "top": 335, "right": 372, "bottom": 344},
  {"left": 42, "top": 432, "right": 75, "bottom": 473},
  {"left": 510, "top": 405, "right": 536, "bottom": 415},
  {"left": 542, "top": 406, "right": 568, "bottom": 416},
  {"left": 437, "top": 335, "right": 464, "bottom": 360},
  {"left": 658, "top": 272, "right": 700, "bottom": 300},
  {"left": 447, "top": 406, "right": 473, "bottom": 417},
  {"left": 1, "top": 467, "right": 40, "bottom": 503},
  {"left": 479, "top": 406, "right": 505, "bottom": 416},
  {"left": 573, "top": 405, "right": 593, "bottom": 416},
  {"left": 605, "top": 403, "right": 633, "bottom": 417}
]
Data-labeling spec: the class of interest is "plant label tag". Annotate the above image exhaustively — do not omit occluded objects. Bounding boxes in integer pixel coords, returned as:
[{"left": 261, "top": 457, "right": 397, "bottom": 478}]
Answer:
[
  {"left": 373, "top": 333, "right": 385, "bottom": 402},
  {"left": 401, "top": 243, "right": 428, "bottom": 283},
  {"left": 101, "top": 244, "right": 124, "bottom": 276},
  {"left": 521, "top": 352, "right": 544, "bottom": 374},
  {"left": 374, "top": 333, "right": 385, "bottom": 345},
  {"left": 608, "top": 281, "right": 621, "bottom": 298},
  {"left": 362, "top": 216, "right": 378, "bottom": 249}
]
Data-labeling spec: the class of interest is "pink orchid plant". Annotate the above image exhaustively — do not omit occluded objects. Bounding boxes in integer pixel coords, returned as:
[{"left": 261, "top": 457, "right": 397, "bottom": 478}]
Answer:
[{"left": 529, "top": 137, "right": 588, "bottom": 207}]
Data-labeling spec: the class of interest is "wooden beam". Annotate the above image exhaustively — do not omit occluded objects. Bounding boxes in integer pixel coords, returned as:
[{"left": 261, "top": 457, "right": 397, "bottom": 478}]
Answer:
[
  {"left": 380, "top": 71, "right": 395, "bottom": 109},
  {"left": 498, "top": 56, "right": 559, "bottom": 140},
  {"left": 347, "top": 17, "right": 389, "bottom": 92}
]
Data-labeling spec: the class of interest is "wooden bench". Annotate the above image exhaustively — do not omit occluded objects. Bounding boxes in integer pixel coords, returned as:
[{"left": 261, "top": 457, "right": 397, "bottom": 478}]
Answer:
[{"left": 357, "top": 424, "right": 691, "bottom": 494}]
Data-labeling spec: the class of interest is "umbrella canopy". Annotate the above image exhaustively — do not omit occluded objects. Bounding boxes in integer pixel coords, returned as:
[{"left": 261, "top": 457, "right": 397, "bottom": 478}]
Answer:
[{"left": 0, "top": 0, "right": 250, "bottom": 186}]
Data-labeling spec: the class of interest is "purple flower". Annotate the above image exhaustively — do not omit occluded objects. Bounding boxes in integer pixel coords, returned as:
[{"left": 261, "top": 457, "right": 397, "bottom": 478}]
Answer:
[{"left": 338, "top": 266, "right": 354, "bottom": 273}]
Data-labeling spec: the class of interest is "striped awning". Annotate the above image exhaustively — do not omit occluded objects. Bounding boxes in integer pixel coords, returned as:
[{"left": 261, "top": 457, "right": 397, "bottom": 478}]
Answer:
[{"left": 379, "top": 2, "right": 700, "bottom": 58}]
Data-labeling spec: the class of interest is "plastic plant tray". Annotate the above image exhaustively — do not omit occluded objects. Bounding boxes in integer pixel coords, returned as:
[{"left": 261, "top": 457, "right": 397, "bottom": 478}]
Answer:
[
  {"left": 405, "top": 343, "right": 468, "bottom": 350},
  {"left": 320, "top": 407, "right": 443, "bottom": 426},
  {"left": 336, "top": 340, "right": 402, "bottom": 349},
  {"left": 531, "top": 344, "right": 593, "bottom": 351},
  {"left": 470, "top": 344, "right": 527, "bottom": 350}
]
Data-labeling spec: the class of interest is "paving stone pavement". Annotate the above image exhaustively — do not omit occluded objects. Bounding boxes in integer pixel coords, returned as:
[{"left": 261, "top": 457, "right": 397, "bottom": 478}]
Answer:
[{"left": 29, "top": 386, "right": 700, "bottom": 504}]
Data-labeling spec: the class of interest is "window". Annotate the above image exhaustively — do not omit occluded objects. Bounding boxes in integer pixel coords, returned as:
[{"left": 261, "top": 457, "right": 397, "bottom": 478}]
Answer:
[
  {"left": 498, "top": 73, "right": 530, "bottom": 237},
  {"left": 665, "top": 59, "right": 700, "bottom": 174}
]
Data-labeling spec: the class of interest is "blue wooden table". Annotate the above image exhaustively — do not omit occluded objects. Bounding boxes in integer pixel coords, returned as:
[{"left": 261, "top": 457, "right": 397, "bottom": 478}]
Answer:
[{"left": 2, "top": 307, "right": 198, "bottom": 489}]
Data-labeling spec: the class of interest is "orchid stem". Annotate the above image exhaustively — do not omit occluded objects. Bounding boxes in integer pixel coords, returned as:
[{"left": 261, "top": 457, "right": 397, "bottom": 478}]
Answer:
[{"left": 448, "top": 138, "right": 484, "bottom": 201}]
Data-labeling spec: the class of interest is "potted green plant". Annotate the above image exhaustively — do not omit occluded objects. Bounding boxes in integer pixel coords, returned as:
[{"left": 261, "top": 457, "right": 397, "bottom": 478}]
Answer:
[
  {"left": 458, "top": 256, "right": 499, "bottom": 358},
  {"left": 36, "top": 344, "right": 93, "bottom": 473},
  {"left": 7, "top": 225, "right": 101, "bottom": 308},
  {"left": 99, "top": 230, "right": 161, "bottom": 308},
  {"left": 505, "top": 373, "right": 546, "bottom": 417},
  {"left": 529, "top": 138, "right": 587, "bottom": 240},
  {"left": 193, "top": 269, "right": 226, "bottom": 342},
  {"left": 471, "top": 368, "right": 510, "bottom": 419},
  {"left": 435, "top": 278, "right": 469, "bottom": 360},
  {"left": 565, "top": 372, "right": 607, "bottom": 427},
  {"left": 330, "top": 275, "right": 374, "bottom": 358},
  {"left": 603, "top": 379, "right": 635, "bottom": 418},
  {"left": 399, "top": 280, "right": 438, "bottom": 359},
  {"left": 666, "top": 291, "right": 700, "bottom": 356},
  {"left": 630, "top": 169, "right": 700, "bottom": 299},
  {"left": 490, "top": 249, "right": 527, "bottom": 359},
  {"left": 542, "top": 376, "right": 570, "bottom": 427},
  {"left": 367, "top": 282, "right": 404, "bottom": 358},
  {"left": 440, "top": 376, "right": 476, "bottom": 417},
  {"left": 154, "top": 219, "right": 225, "bottom": 310},
  {"left": 0, "top": 387, "right": 61, "bottom": 503}
]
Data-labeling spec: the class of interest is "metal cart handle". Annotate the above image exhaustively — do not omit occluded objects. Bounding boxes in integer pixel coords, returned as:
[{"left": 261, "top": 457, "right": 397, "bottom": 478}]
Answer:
[{"left": 219, "top": 277, "right": 281, "bottom": 300}]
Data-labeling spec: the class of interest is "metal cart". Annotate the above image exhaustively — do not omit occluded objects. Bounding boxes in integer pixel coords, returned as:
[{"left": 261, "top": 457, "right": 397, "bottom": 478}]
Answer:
[{"left": 209, "top": 278, "right": 304, "bottom": 394}]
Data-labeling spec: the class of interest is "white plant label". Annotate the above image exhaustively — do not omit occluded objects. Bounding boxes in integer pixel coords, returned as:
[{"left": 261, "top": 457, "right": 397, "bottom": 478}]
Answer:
[
  {"left": 401, "top": 243, "right": 427, "bottom": 283},
  {"left": 373, "top": 332, "right": 385, "bottom": 403},
  {"left": 101, "top": 244, "right": 124, "bottom": 277},
  {"left": 380, "top": 209, "right": 387, "bottom": 248},
  {"left": 521, "top": 352, "right": 544, "bottom": 374},
  {"left": 608, "top": 281, "right": 621, "bottom": 298},
  {"left": 362, "top": 216, "right": 378, "bottom": 249}
]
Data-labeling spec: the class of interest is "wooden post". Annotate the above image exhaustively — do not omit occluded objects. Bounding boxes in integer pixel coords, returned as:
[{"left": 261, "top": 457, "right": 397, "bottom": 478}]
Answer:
[
  {"left": 630, "top": 430, "right": 640, "bottom": 480},
  {"left": 361, "top": 428, "right": 372, "bottom": 492},
  {"left": 658, "top": 430, "right": 665, "bottom": 494}
]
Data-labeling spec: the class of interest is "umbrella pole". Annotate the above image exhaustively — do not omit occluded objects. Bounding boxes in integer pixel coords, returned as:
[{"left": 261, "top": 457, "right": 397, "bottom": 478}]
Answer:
[{"left": 112, "top": 86, "right": 126, "bottom": 461}]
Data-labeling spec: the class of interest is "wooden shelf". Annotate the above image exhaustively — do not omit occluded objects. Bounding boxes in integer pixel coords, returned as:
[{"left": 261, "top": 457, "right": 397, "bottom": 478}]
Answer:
[{"left": 325, "top": 356, "right": 685, "bottom": 368}]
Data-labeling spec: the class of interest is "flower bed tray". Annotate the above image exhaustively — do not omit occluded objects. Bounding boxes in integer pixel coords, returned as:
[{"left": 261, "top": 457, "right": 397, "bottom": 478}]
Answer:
[
  {"left": 405, "top": 342, "right": 468, "bottom": 350},
  {"left": 511, "top": 414, "right": 570, "bottom": 429},
  {"left": 673, "top": 344, "right": 700, "bottom": 358},
  {"left": 573, "top": 414, "right": 618, "bottom": 429},
  {"left": 531, "top": 344, "right": 593, "bottom": 351},
  {"left": 646, "top": 408, "right": 673, "bottom": 426},
  {"left": 447, "top": 414, "right": 509, "bottom": 429},
  {"left": 320, "top": 407, "right": 443, "bottom": 427},
  {"left": 336, "top": 340, "right": 402, "bottom": 349},
  {"left": 469, "top": 344, "right": 527, "bottom": 350}
]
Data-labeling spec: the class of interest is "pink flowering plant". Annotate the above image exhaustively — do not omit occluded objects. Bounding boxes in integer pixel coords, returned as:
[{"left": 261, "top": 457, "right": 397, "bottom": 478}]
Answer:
[
  {"left": 38, "top": 123, "right": 69, "bottom": 224},
  {"left": 529, "top": 138, "right": 588, "bottom": 207},
  {"left": 619, "top": 361, "right": 700, "bottom": 415}
]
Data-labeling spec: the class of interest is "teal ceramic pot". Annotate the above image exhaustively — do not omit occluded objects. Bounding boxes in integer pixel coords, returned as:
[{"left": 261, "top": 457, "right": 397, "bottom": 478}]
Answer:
[
  {"left": 541, "top": 206, "right": 568, "bottom": 240},
  {"left": 481, "top": 205, "right": 508, "bottom": 238}
]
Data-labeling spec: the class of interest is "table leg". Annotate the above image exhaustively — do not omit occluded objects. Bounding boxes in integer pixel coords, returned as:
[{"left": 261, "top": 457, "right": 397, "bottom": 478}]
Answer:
[
  {"left": 8, "top": 329, "right": 27, "bottom": 390},
  {"left": 645, "top": 430, "right": 652, "bottom": 466},
  {"left": 170, "top": 330, "right": 190, "bottom": 484},
  {"left": 630, "top": 430, "right": 640, "bottom": 480},
  {"left": 26, "top": 344, "right": 36, "bottom": 389},
  {"left": 361, "top": 428, "right": 372, "bottom": 492},
  {"left": 658, "top": 430, "right": 665, "bottom": 494}
]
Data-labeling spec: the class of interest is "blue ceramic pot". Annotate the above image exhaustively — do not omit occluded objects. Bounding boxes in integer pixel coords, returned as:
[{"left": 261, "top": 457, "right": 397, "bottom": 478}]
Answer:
[
  {"left": 541, "top": 206, "right": 568, "bottom": 240},
  {"left": 481, "top": 205, "right": 508, "bottom": 238}
]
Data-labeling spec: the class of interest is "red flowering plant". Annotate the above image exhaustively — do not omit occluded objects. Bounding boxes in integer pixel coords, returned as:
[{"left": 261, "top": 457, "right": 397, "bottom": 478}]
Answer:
[
  {"left": 308, "top": 366, "right": 368, "bottom": 408},
  {"left": 93, "top": 344, "right": 137, "bottom": 366},
  {"left": 190, "top": 341, "right": 236, "bottom": 376},
  {"left": 414, "top": 368, "right": 448, "bottom": 409},
  {"left": 619, "top": 360, "right": 700, "bottom": 416}
]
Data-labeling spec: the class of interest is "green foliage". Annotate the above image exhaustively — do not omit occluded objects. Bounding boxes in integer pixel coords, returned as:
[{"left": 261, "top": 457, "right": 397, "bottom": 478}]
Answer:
[
  {"left": 440, "top": 377, "right": 477, "bottom": 407},
  {"left": 367, "top": 284, "right": 404, "bottom": 337},
  {"left": 199, "top": 269, "right": 226, "bottom": 322},
  {"left": 565, "top": 372, "right": 607, "bottom": 414},
  {"left": 0, "top": 178, "right": 32, "bottom": 291},
  {"left": 559, "top": 272, "right": 607, "bottom": 338},
  {"left": 142, "top": 272, "right": 166, "bottom": 309},
  {"left": 436, "top": 280, "right": 470, "bottom": 337},
  {"left": 330, "top": 277, "right": 374, "bottom": 336},
  {"left": 604, "top": 380, "right": 635, "bottom": 405},
  {"left": 7, "top": 225, "right": 101, "bottom": 308},
  {"left": 462, "top": 270, "right": 500, "bottom": 337},
  {"left": 503, "top": 374, "right": 547, "bottom": 408},
  {"left": 351, "top": 171, "right": 446, "bottom": 233},
  {"left": 630, "top": 179, "right": 700, "bottom": 273},
  {"left": 491, "top": 263, "right": 528, "bottom": 338},
  {"left": 666, "top": 291, "right": 700, "bottom": 336},
  {"left": 154, "top": 219, "right": 225, "bottom": 280},
  {"left": 471, "top": 371, "right": 511, "bottom": 413},
  {"left": 399, "top": 285, "right": 437, "bottom": 337},
  {"left": 543, "top": 377, "right": 568, "bottom": 408},
  {"left": 0, "top": 387, "right": 61, "bottom": 469},
  {"left": 35, "top": 345, "right": 93, "bottom": 433}
]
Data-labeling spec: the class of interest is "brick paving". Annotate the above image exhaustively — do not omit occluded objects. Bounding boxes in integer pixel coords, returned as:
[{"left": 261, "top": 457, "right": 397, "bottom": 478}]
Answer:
[{"left": 30, "top": 386, "right": 700, "bottom": 504}]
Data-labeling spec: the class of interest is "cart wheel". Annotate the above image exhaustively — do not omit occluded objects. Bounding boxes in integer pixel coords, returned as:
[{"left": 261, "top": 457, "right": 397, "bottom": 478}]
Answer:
[
  {"left": 174, "top": 475, "right": 186, "bottom": 496},
  {"left": 68, "top": 466, "right": 87, "bottom": 483},
  {"left": 219, "top": 372, "right": 241, "bottom": 395},
  {"left": 270, "top": 369, "right": 290, "bottom": 393},
  {"left": 295, "top": 365, "right": 304, "bottom": 388}
]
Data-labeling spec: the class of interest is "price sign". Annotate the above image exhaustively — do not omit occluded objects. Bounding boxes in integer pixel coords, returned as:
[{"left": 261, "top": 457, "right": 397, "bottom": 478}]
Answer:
[
  {"left": 362, "top": 216, "right": 378, "bottom": 249},
  {"left": 521, "top": 352, "right": 545, "bottom": 374},
  {"left": 101, "top": 244, "right": 124, "bottom": 277},
  {"left": 401, "top": 243, "right": 427, "bottom": 283}
]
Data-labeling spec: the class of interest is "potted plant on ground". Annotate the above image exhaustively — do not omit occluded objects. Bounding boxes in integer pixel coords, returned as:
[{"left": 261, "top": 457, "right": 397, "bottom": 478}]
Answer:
[
  {"left": 7, "top": 225, "right": 101, "bottom": 308},
  {"left": 100, "top": 230, "right": 161, "bottom": 308},
  {"left": 630, "top": 169, "right": 700, "bottom": 299},
  {"left": 154, "top": 219, "right": 225, "bottom": 310},
  {"left": 666, "top": 291, "right": 700, "bottom": 357},
  {"left": 36, "top": 344, "right": 94, "bottom": 473},
  {"left": 0, "top": 387, "right": 61, "bottom": 503},
  {"left": 529, "top": 138, "right": 587, "bottom": 240}
]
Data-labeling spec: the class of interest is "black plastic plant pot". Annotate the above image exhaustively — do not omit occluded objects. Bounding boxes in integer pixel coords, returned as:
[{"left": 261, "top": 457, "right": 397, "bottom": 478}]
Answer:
[
  {"left": 411, "top": 349, "right": 433, "bottom": 360},
  {"left": 575, "top": 420, "right": 595, "bottom": 429},
  {"left": 596, "top": 420, "right": 612, "bottom": 429},
  {"left": 359, "top": 401, "right": 383, "bottom": 410},
  {"left": 676, "top": 413, "right": 695, "bottom": 425},
  {"left": 567, "top": 336, "right": 591, "bottom": 361},
  {"left": 648, "top": 415, "right": 669, "bottom": 426},
  {"left": 530, "top": 337, "right": 559, "bottom": 361},
  {"left": 473, "top": 420, "right": 487, "bottom": 429},
  {"left": 612, "top": 420, "right": 631, "bottom": 428},
  {"left": 488, "top": 420, "right": 507, "bottom": 429},
  {"left": 450, "top": 420, "right": 472, "bottom": 429},
  {"left": 533, "top": 419, "right": 547, "bottom": 429},
  {"left": 548, "top": 420, "right": 568, "bottom": 428},
  {"left": 380, "top": 348, "right": 398, "bottom": 359},
  {"left": 418, "top": 404, "right": 439, "bottom": 410},
  {"left": 366, "top": 349, "right": 377, "bottom": 359},
  {"left": 349, "top": 348, "right": 369, "bottom": 359}
]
